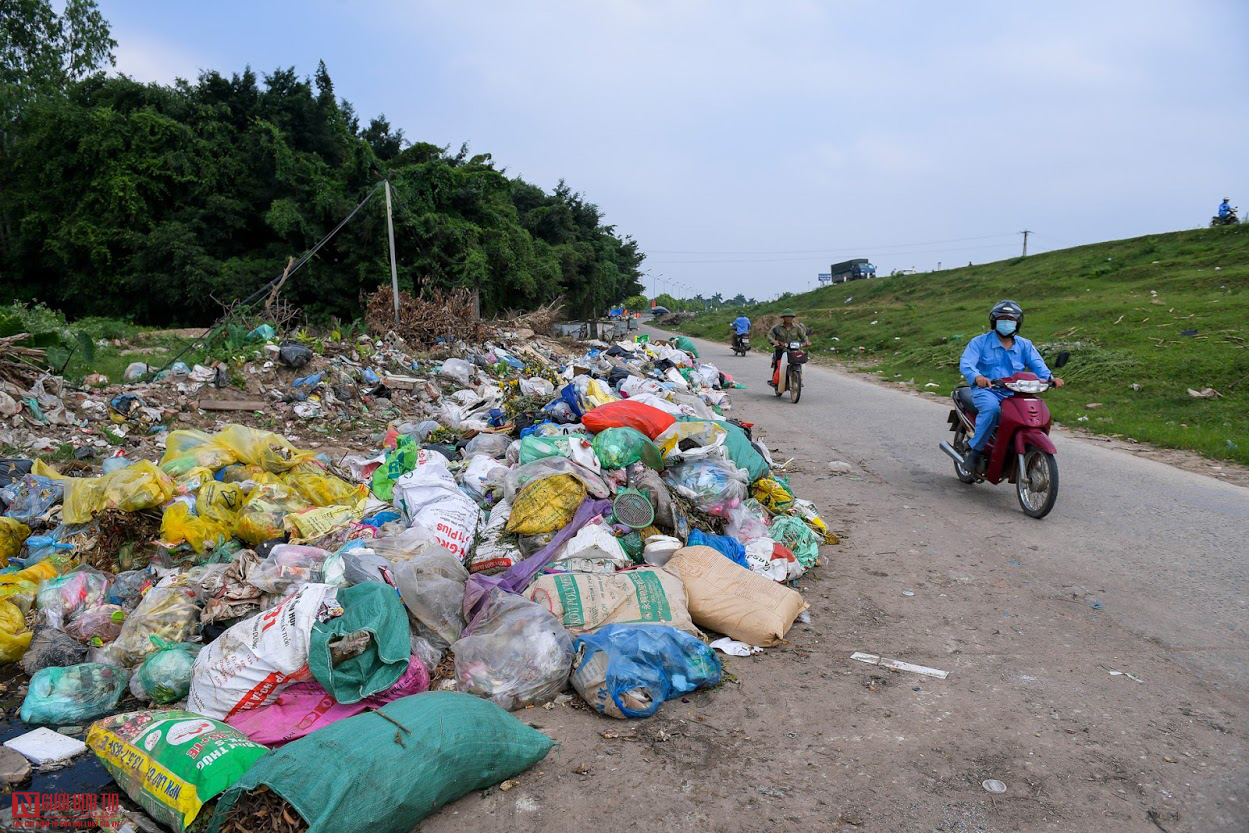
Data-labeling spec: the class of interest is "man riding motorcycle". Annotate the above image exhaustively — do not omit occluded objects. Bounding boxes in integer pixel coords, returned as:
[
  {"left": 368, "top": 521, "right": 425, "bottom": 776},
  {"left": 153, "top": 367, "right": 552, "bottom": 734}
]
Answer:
[
  {"left": 1219, "top": 197, "right": 1234, "bottom": 219},
  {"left": 959, "top": 300, "right": 1064, "bottom": 472},
  {"left": 768, "top": 309, "right": 810, "bottom": 386},
  {"left": 730, "top": 311, "right": 751, "bottom": 350}
]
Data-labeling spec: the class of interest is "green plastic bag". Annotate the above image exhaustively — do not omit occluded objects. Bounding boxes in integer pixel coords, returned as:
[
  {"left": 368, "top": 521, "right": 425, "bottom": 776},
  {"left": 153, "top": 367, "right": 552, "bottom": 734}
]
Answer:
[
  {"left": 308, "top": 582, "right": 410, "bottom": 704},
  {"left": 207, "top": 691, "right": 555, "bottom": 833},
  {"left": 592, "top": 427, "right": 663, "bottom": 470},
  {"left": 518, "top": 435, "right": 590, "bottom": 465},
  {"left": 674, "top": 336, "right": 700, "bottom": 358},
  {"left": 20, "top": 663, "right": 127, "bottom": 724},
  {"left": 134, "top": 637, "right": 201, "bottom": 705},
  {"left": 89, "top": 710, "right": 268, "bottom": 833},
  {"left": 710, "top": 420, "right": 770, "bottom": 482},
  {"left": 770, "top": 515, "right": 821, "bottom": 568},
  {"left": 371, "top": 435, "right": 420, "bottom": 502}
]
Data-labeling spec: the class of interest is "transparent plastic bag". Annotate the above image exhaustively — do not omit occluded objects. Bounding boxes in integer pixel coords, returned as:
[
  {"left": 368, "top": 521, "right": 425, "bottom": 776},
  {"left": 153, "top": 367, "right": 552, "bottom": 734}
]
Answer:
[
  {"left": 768, "top": 515, "right": 821, "bottom": 568},
  {"left": 108, "top": 582, "right": 201, "bottom": 667},
  {"left": 131, "top": 637, "right": 202, "bottom": 704},
  {"left": 394, "top": 552, "right": 469, "bottom": 647},
  {"left": 161, "top": 429, "right": 238, "bottom": 475},
  {"left": 281, "top": 465, "right": 367, "bottom": 508},
  {"left": 21, "top": 625, "right": 88, "bottom": 674},
  {"left": 1, "top": 474, "right": 63, "bottom": 523},
  {"left": 451, "top": 591, "right": 574, "bottom": 711},
  {"left": 237, "top": 482, "right": 311, "bottom": 545},
  {"left": 661, "top": 458, "right": 747, "bottom": 517},
  {"left": 19, "top": 662, "right": 127, "bottom": 724},
  {"left": 725, "top": 498, "right": 771, "bottom": 543},
  {"left": 107, "top": 569, "right": 153, "bottom": 611},
  {"left": 463, "top": 432, "right": 511, "bottom": 460},
  {"left": 591, "top": 427, "right": 662, "bottom": 470},
  {"left": 570, "top": 624, "right": 720, "bottom": 719},
  {"left": 64, "top": 604, "right": 126, "bottom": 644},
  {"left": 62, "top": 461, "right": 175, "bottom": 524},
  {"left": 36, "top": 567, "right": 110, "bottom": 630},
  {"left": 247, "top": 544, "right": 346, "bottom": 595},
  {"left": 503, "top": 457, "right": 610, "bottom": 501},
  {"left": 160, "top": 500, "right": 231, "bottom": 554}
]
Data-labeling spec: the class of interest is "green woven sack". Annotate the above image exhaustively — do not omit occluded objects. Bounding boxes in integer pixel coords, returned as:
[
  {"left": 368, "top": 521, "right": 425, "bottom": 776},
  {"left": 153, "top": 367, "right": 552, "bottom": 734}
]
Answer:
[{"left": 208, "top": 691, "right": 555, "bottom": 833}]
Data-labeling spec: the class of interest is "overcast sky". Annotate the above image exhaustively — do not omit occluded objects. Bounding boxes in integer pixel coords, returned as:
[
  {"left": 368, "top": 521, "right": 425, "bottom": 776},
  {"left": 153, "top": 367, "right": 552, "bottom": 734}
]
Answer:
[{"left": 105, "top": 0, "right": 1248, "bottom": 301}]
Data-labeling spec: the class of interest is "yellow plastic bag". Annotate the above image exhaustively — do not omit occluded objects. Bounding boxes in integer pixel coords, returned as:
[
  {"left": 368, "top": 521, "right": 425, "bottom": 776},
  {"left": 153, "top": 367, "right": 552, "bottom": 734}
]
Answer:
[
  {"left": 160, "top": 429, "right": 238, "bottom": 476},
  {"left": 160, "top": 501, "right": 230, "bottom": 554},
  {"left": 237, "top": 483, "right": 311, "bottom": 545},
  {"left": 284, "top": 505, "right": 359, "bottom": 541},
  {"left": 196, "top": 481, "right": 245, "bottom": 525},
  {"left": 174, "top": 466, "right": 216, "bottom": 493},
  {"left": 0, "top": 599, "right": 32, "bottom": 664},
  {"left": 220, "top": 464, "right": 272, "bottom": 484},
  {"left": 753, "top": 478, "right": 794, "bottom": 512},
  {"left": 0, "top": 558, "right": 62, "bottom": 614},
  {"left": 281, "top": 465, "right": 368, "bottom": 508},
  {"left": 215, "top": 425, "right": 312, "bottom": 473},
  {"left": 62, "top": 461, "right": 175, "bottom": 524},
  {"left": 653, "top": 421, "right": 728, "bottom": 460},
  {"left": 584, "top": 379, "right": 619, "bottom": 407},
  {"left": 507, "top": 474, "right": 585, "bottom": 535},
  {"left": 0, "top": 518, "right": 31, "bottom": 566}
]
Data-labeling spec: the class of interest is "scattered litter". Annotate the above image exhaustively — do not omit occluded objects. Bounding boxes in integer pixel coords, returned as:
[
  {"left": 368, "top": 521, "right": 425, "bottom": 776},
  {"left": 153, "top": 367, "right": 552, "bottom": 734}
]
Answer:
[
  {"left": 709, "top": 637, "right": 763, "bottom": 657},
  {"left": 1108, "top": 670, "right": 1144, "bottom": 683},
  {"left": 827, "top": 461, "right": 853, "bottom": 474},
  {"left": 1187, "top": 387, "right": 1221, "bottom": 399},
  {"left": 850, "top": 652, "right": 950, "bottom": 680},
  {"left": 901, "top": 590, "right": 915, "bottom": 597},
  {"left": 982, "top": 779, "right": 1007, "bottom": 794}
]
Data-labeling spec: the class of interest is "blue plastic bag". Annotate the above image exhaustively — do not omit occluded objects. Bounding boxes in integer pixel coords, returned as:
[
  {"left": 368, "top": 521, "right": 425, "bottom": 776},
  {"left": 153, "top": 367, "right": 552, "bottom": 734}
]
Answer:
[
  {"left": 2, "top": 475, "right": 62, "bottom": 523},
  {"left": 20, "top": 663, "right": 127, "bottom": 724},
  {"left": 688, "top": 529, "right": 749, "bottom": 569},
  {"left": 570, "top": 625, "right": 721, "bottom": 718}
]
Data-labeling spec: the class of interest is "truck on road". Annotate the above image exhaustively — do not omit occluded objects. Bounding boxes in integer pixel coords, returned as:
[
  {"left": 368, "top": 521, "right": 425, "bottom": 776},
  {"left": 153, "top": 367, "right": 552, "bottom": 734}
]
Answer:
[{"left": 830, "top": 258, "right": 876, "bottom": 283}]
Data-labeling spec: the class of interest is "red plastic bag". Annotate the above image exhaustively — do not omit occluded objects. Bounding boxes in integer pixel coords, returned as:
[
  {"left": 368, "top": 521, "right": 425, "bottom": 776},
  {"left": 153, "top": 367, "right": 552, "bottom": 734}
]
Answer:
[{"left": 581, "top": 400, "right": 676, "bottom": 440}]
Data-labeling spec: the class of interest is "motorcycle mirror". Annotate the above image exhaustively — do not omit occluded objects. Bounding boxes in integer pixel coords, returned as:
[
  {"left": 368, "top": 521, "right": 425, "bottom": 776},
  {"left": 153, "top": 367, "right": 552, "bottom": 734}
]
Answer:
[{"left": 1054, "top": 350, "right": 1070, "bottom": 369}]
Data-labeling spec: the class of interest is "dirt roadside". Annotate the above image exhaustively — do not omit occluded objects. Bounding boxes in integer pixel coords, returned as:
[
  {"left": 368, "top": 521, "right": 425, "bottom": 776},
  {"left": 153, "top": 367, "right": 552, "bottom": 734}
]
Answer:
[{"left": 417, "top": 333, "right": 1245, "bottom": 833}]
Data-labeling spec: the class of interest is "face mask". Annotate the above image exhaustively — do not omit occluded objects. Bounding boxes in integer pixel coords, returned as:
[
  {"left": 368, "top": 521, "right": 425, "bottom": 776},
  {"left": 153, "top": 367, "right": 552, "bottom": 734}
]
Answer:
[{"left": 995, "top": 319, "right": 1018, "bottom": 337}]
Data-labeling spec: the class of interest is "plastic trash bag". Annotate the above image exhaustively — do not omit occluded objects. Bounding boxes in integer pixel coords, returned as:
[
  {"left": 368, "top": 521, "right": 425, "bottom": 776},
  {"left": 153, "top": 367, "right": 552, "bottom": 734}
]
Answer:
[
  {"left": 62, "top": 461, "right": 175, "bottom": 524},
  {"left": 0, "top": 598, "right": 32, "bottom": 663},
  {"left": 64, "top": 604, "right": 126, "bottom": 644},
  {"left": 518, "top": 435, "right": 596, "bottom": 468},
  {"left": 462, "top": 432, "right": 511, "bottom": 459},
  {"left": 753, "top": 477, "right": 794, "bottom": 511},
  {"left": 20, "top": 662, "right": 127, "bottom": 724},
  {"left": 653, "top": 420, "right": 729, "bottom": 463},
  {"left": 547, "top": 517, "right": 631, "bottom": 573},
  {"left": 107, "top": 569, "right": 152, "bottom": 611},
  {"left": 451, "top": 590, "right": 574, "bottom": 711},
  {"left": 0, "top": 517, "right": 31, "bottom": 565},
  {"left": 161, "top": 429, "right": 238, "bottom": 476},
  {"left": 592, "top": 426, "right": 663, "bottom": 470},
  {"left": 36, "top": 567, "right": 110, "bottom": 630},
  {"left": 2, "top": 474, "right": 62, "bottom": 523},
  {"left": 438, "top": 357, "right": 474, "bottom": 385},
  {"left": 726, "top": 499, "right": 771, "bottom": 542},
  {"left": 131, "top": 637, "right": 201, "bottom": 704},
  {"left": 662, "top": 458, "right": 748, "bottom": 517},
  {"left": 308, "top": 582, "right": 409, "bottom": 705},
  {"left": 197, "top": 481, "right": 246, "bottom": 525},
  {"left": 460, "top": 453, "right": 509, "bottom": 503},
  {"left": 247, "top": 544, "right": 346, "bottom": 595},
  {"left": 0, "top": 558, "right": 61, "bottom": 614},
  {"left": 371, "top": 438, "right": 445, "bottom": 502},
  {"left": 768, "top": 515, "right": 822, "bottom": 568},
  {"left": 88, "top": 709, "right": 268, "bottom": 833},
  {"left": 582, "top": 399, "right": 676, "bottom": 440},
  {"left": 507, "top": 474, "right": 586, "bottom": 536},
  {"left": 281, "top": 465, "right": 367, "bottom": 508},
  {"left": 394, "top": 552, "right": 469, "bottom": 647},
  {"left": 570, "top": 625, "right": 721, "bottom": 718},
  {"left": 687, "top": 529, "right": 750, "bottom": 569},
  {"left": 21, "top": 625, "right": 88, "bottom": 674},
  {"left": 237, "top": 482, "right": 311, "bottom": 545},
  {"left": 160, "top": 500, "right": 231, "bottom": 554},
  {"left": 214, "top": 425, "right": 312, "bottom": 473},
  {"left": 503, "top": 456, "right": 610, "bottom": 502},
  {"left": 107, "top": 580, "right": 201, "bottom": 667}
]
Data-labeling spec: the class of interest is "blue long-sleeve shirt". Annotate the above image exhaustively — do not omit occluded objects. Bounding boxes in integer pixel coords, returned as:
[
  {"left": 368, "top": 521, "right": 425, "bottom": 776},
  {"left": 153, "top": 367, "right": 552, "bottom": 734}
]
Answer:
[
  {"left": 732, "top": 316, "right": 751, "bottom": 335},
  {"left": 959, "top": 331, "right": 1052, "bottom": 388},
  {"left": 1219, "top": 201, "right": 1233, "bottom": 217}
]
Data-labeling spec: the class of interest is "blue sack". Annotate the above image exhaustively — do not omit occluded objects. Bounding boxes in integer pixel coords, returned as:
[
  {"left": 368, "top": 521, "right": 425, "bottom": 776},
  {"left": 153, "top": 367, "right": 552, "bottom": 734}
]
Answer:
[
  {"left": 688, "top": 528, "right": 749, "bottom": 569},
  {"left": 571, "top": 625, "right": 721, "bottom": 718}
]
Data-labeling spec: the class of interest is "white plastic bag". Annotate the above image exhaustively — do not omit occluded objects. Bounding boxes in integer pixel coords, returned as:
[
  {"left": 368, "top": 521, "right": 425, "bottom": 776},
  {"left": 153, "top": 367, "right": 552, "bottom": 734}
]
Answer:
[
  {"left": 394, "top": 552, "right": 469, "bottom": 647},
  {"left": 642, "top": 535, "right": 683, "bottom": 567},
  {"left": 548, "top": 518, "right": 631, "bottom": 574},
  {"left": 392, "top": 461, "right": 483, "bottom": 560},
  {"left": 518, "top": 377, "right": 555, "bottom": 397},
  {"left": 460, "top": 454, "right": 508, "bottom": 503},
  {"left": 467, "top": 500, "right": 524, "bottom": 575},
  {"left": 188, "top": 583, "right": 337, "bottom": 720},
  {"left": 438, "top": 358, "right": 474, "bottom": 386},
  {"left": 247, "top": 544, "right": 347, "bottom": 595}
]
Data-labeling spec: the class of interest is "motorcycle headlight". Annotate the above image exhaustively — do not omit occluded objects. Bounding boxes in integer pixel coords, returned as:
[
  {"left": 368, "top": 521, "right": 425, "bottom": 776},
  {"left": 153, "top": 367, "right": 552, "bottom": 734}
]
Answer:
[{"left": 1005, "top": 379, "right": 1048, "bottom": 393}]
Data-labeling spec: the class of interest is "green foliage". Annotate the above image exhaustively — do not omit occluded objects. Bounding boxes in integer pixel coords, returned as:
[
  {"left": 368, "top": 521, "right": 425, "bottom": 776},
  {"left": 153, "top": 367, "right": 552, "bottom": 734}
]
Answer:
[
  {"left": 675, "top": 226, "right": 1249, "bottom": 465},
  {"left": 0, "top": 5, "right": 642, "bottom": 326}
]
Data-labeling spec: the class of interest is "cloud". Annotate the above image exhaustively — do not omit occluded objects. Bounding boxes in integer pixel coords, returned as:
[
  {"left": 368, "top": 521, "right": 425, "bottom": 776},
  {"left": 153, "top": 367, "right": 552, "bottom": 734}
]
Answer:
[{"left": 112, "top": 31, "right": 207, "bottom": 85}]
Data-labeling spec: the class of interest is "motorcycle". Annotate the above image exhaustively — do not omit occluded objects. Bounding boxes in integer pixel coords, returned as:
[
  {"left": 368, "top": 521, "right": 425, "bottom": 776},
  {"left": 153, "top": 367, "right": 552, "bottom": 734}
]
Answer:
[
  {"left": 731, "top": 331, "right": 751, "bottom": 356},
  {"left": 771, "top": 340, "right": 809, "bottom": 403},
  {"left": 938, "top": 351, "right": 1069, "bottom": 519},
  {"left": 1211, "top": 207, "right": 1240, "bottom": 226}
]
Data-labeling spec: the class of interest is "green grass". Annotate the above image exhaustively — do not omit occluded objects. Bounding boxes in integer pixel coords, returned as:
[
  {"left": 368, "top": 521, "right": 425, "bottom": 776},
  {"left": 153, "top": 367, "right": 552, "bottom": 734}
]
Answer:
[{"left": 675, "top": 225, "right": 1249, "bottom": 466}]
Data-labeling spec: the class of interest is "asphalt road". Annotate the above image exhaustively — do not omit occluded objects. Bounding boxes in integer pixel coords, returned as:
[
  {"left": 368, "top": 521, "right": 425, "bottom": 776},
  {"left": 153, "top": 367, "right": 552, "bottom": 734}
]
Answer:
[{"left": 653, "top": 326, "right": 1249, "bottom": 696}]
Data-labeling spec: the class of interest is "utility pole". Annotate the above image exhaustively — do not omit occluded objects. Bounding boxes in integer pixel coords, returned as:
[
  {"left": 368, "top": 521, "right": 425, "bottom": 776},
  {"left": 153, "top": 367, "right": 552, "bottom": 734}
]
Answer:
[
  {"left": 1020, "top": 229, "right": 1031, "bottom": 257},
  {"left": 384, "top": 180, "right": 400, "bottom": 324}
]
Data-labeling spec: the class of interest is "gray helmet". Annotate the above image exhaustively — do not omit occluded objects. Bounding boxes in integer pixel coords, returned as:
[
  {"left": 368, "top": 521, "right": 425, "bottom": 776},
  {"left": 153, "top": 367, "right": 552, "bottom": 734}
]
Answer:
[{"left": 989, "top": 300, "right": 1023, "bottom": 332}]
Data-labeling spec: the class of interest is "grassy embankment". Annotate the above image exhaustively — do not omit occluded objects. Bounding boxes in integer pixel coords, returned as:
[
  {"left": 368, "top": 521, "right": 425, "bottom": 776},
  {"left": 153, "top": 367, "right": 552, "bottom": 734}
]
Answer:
[{"left": 674, "top": 225, "right": 1249, "bottom": 466}]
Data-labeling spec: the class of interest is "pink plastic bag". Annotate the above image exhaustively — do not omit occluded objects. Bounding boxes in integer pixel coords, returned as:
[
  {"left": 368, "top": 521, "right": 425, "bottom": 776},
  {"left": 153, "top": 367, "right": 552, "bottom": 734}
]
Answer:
[{"left": 224, "top": 655, "right": 430, "bottom": 746}]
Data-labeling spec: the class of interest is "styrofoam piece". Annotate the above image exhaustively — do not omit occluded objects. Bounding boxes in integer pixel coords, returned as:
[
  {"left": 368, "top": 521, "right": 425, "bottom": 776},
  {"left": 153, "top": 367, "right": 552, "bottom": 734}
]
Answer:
[{"left": 3, "top": 727, "right": 89, "bottom": 766}]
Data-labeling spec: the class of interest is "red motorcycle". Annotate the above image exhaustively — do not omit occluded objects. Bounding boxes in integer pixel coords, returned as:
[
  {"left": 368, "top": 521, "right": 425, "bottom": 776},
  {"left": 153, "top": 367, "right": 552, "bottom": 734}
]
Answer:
[{"left": 939, "top": 352, "right": 1069, "bottom": 518}]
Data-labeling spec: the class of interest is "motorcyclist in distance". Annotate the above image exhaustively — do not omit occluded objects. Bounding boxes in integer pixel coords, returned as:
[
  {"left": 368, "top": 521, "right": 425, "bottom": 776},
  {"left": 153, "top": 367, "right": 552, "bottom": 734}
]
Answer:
[{"left": 768, "top": 309, "right": 810, "bottom": 386}]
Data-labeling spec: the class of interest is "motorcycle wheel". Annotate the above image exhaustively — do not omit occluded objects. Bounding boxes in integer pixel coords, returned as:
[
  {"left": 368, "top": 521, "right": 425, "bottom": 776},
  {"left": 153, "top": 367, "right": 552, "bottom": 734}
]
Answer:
[
  {"left": 953, "top": 429, "right": 976, "bottom": 484},
  {"left": 789, "top": 368, "right": 802, "bottom": 403},
  {"left": 1016, "top": 445, "right": 1059, "bottom": 519}
]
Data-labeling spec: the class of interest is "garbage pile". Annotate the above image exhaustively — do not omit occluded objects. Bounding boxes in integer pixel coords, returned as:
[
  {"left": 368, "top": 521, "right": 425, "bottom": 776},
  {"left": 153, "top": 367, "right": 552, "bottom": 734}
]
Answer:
[{"left": 0, "top": 329, "right": 835, "bottom": 832}]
